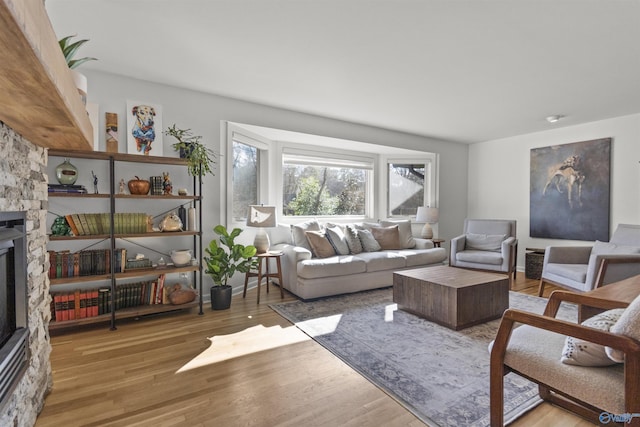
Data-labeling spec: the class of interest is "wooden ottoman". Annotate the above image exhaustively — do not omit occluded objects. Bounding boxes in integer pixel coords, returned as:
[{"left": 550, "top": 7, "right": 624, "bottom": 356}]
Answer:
[{"left": 393, "top": 265, "right": 509, "bottom": 330}]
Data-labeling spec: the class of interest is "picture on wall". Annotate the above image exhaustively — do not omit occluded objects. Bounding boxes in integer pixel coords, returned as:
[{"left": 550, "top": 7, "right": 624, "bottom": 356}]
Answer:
[
  {"left": 126, "top": 100, "right": 162, "bottom": 156},
  {"left": 530, "top": 138, "right": 611, "bottom": 241}
]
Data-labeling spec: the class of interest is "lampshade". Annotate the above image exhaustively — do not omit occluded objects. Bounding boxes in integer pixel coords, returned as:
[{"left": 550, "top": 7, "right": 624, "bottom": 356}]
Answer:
[
  {"left": 246, "top": 205, "right": 277, "bottom": 253},
  {"left": 246, "top": 205, "right": 277, "bottom": 228},
  {"left": 416, "top": 207, "right": 439, "bottom": 224}
]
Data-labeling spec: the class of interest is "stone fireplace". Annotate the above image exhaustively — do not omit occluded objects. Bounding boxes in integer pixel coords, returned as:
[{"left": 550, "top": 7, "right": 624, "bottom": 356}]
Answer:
[{"left": 0, "top": 121, "right": 52, "bottom": 426}]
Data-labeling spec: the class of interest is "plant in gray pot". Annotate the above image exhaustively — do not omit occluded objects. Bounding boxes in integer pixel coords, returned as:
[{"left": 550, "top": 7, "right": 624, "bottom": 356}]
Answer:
[{"left": 205, "top": 225, "right": 258, "bottom": 310}]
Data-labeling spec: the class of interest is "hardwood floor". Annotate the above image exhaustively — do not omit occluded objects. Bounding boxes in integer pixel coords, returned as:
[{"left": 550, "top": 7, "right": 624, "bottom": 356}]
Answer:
[{"left": 36, "top": 274, "right": 596, "bottom": 427}]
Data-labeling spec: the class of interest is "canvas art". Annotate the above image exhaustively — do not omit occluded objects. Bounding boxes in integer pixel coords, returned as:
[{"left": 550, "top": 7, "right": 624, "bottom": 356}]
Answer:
[
  {"left": 126, "top": 100, "right": 162, "bottom": 156},
  {"left": 530, "top": 138, "right": 611, "bottom": 241}
]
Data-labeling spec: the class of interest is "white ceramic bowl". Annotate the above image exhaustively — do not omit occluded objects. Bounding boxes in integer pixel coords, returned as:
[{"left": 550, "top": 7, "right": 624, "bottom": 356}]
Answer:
[{"left": 170, "top": 249, "right": 192, "bottom": 266}]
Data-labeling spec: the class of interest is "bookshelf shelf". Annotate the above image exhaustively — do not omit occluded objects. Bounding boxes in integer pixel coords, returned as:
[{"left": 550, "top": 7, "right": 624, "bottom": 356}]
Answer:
[{"left": 47, "top": 151, "right": 204, "bottom": 332}]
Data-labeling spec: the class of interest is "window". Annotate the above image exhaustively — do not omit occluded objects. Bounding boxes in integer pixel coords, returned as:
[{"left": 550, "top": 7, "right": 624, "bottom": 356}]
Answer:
[
  {"left": 232, "top": 141, "right": 258, "bottom": 221},
  {"left": 282, "top": 151, "right": 373, "bottom": 217},
  {"left": 387, "top": 158, "right": 435, "bottom": 217}
]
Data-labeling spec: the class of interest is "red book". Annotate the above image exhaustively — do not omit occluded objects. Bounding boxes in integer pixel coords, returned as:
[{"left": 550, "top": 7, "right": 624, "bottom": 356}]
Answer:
[
  {"left": 53, "top": 293, "right": 63, "bottom": 321},
  {"left": 60, "top": 293, "right": 69, "bottom": 321},
  {"left": 79, "top": 291, "right": 87, "bottom": 318},
  {"left": 91, "top": 290, "right": 99, "bottom": 316}
]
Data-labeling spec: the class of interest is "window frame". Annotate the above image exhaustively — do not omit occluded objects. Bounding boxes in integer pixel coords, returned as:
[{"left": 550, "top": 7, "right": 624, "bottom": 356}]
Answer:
[{"left": 382, "top": 153, "right": 438, "bottom": 219}]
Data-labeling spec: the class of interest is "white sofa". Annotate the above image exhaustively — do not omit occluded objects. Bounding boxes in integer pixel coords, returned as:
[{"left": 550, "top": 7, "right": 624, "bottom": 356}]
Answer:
[{"left": 267, "top": 220, "right": 447, "bottom": 300}]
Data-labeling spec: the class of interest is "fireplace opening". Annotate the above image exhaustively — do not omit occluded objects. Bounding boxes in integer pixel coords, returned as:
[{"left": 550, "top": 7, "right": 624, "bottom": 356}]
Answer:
[{"left": 0, "top": 212, "right": 28, "bottom": 409}]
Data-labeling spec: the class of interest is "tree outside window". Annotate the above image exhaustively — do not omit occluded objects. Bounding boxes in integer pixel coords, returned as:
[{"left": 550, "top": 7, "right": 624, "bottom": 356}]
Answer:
[
  {"left": 232, "top": 141, "right": 258, "bottom": 221},
  {"left": 388, "top": 163, "right": 426, "bottom": 216}
]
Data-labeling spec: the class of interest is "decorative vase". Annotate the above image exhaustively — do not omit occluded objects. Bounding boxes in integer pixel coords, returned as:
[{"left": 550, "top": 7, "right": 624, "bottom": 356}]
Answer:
[
  {"left": 55, "top": 158, "right": 79, "bottom": 185},
  {"left": 210, "top": 285, "right": 232, "bottom": 310}
]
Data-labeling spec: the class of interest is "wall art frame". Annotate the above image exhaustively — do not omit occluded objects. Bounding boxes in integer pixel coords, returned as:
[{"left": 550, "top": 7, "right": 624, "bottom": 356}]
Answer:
[{"left": 126, "top": 100, "right": 163, "bottom": 156}]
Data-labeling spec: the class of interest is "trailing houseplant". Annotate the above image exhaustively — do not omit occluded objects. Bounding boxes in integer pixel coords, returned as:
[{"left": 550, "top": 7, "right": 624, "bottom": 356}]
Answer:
[
  {"left": 165, "top": 124, "right": 217, "bottom": 180},
  {"left": 204, "top": 225, "right": 258, "bottom": 310}
]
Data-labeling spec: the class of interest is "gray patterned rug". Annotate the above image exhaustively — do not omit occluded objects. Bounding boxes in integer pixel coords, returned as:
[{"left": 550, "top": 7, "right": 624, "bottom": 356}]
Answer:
[{"left": 270, "top": 288, "right": 577, "bottom": 427}]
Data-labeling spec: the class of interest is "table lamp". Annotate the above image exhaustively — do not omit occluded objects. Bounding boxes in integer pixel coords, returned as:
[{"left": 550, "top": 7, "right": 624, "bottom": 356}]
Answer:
[
  {"left": 415, "top": 206, "right": 439, "bottom": 239},
  {"left": 246, "top": 205, "right": 277, "bottom": 253}
]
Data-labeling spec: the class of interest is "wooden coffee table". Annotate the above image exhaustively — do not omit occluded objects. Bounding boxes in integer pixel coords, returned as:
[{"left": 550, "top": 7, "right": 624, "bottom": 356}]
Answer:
[{"left": 393, "top": 265, "right": 510, "bottom": 330}]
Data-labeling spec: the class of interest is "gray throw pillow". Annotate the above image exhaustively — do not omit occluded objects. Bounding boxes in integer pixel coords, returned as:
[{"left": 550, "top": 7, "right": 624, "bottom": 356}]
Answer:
[
  {"left": 344, "top": 224, "right": 363, "bottom": 254},
  {"left": 325, "top": 225, "right": 350, "bottom": 255},
  {"left": 358, "top": 229, "right": 381, "bottom": 252},
  {"left": 465, "top": 233, "right": 506, "bottom": 251}
]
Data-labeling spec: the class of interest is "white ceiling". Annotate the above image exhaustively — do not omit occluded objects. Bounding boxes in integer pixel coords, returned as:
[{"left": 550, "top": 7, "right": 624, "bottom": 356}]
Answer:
[{"left": 46, "top": 0, "right": 640, "bottom": 144}]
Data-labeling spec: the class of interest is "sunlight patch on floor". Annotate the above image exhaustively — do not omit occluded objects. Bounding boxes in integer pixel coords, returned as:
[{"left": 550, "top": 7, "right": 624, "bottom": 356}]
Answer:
[
  {"left": 297, "top": 314, "right": 343, "bottom": 336},
  {"left": 385, "top": 303, "right": 398, "bottom": 322},
  {"left": 176, "top": 324, "right": 310, "bottom": 373}
]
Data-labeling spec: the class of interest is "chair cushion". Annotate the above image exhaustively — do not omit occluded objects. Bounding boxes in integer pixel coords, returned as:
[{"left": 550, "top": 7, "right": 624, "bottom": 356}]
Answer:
[
  {"left": 344, "top": 224, "right": 363, "bottom": 254},
  {"left": 561, "top": 309, "right": 625, "bottom": 366},
  {"left": 545, "top": 263, "right": 588, "bottom": 283},
  {"left": 305, "top": 230, "right": 336, "bottom": 258},
  {"left": 505, "top": 325, "right": 625, "bottom": 414},
  {"left": 358, "top": 229, "right": 381, "bottom": 252},
  {"left": 456, "top": 250, "right": 503, "bottom": 265},
  {"left": 370, "top": 225, "right": 402, "bottom": 250},
  {"left": 606, "top": 293, "right": 640, "bottom": 363},
  {"left": 325, "top": 226, "right": 350, "bottom": 255},
  {"left": 465, "top": 233, "right": 506, "bottom": 251},
  {"left": 291, "top": 220, "right": 321, "bottom": 252},
  {"left": 591, "top": 240, "right": 640, "bottom": 255},
  {"left": 380, "top": 219, "right": 416, "bottom": 249}
]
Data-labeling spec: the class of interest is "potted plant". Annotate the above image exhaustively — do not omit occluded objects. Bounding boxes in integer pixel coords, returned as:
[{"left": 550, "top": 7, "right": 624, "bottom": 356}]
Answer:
[
  {"left": 165, "top": 124, "right": 217, "bottom": 180},
  {"left": 204, "top": 225, "right": 258, "bottom": 310},
  {"left": 58, "top": 35, "right": 97, "bottom": 105}
]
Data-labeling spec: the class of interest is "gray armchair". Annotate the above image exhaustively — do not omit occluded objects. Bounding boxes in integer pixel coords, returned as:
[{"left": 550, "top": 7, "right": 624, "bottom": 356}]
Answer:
[
  {"left": 450, "top": 219, "right": 518, "bottom": 284},
  {"left": 538, "top": 224, "right": 640, "bottom": 296}
]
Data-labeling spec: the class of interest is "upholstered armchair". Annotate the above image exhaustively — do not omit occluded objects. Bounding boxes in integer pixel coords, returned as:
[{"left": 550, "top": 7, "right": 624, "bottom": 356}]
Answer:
[
  {"left": 450, "top": 219, "right": 518, "bottom": 284},
  {"left": 490, "top": 290, "right": 640, "bottom": 426},
  {"left": 538, "top": 224, "right": 640, "bottom": 296}
]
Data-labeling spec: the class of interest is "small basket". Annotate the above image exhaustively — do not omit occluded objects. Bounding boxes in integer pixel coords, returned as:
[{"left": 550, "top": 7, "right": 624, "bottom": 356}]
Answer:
[{"left": 525, "top": 252, "right": 544, "bottom": 279}]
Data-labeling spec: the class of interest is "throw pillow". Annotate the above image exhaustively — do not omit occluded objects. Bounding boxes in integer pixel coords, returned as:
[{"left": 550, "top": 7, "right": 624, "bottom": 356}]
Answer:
[
  {"left": 606, "top": 294, "right": 640, "bottom": 363},
  {"left": 305, "top": 230, "right": 336, "bottom": 258},
  {"left": 465, "top": 233, "right": 506, "bottom": 252},
  {"left": 370, "top": 225, "right": 402, "bottom": 250},
  {"left": 358, "top": 229, "right": 381, "bottom": 252},
  {"left": 560, "top": 309, "right": 625, "bottom": 366},
  {"left": 591, "top": 240, "right": 640, "bottom": 255},
  {"left": 344, "top": 224, "right": 363, "bottom": 254},
  {"left": 291, "top": 220, "right": 321, "bottom": 252},
  {"left": 380, "top": 220, "right": 416, "bottom": 249},
  {"left": 325, "top": 225, "right": 350, "bottom": 255}
]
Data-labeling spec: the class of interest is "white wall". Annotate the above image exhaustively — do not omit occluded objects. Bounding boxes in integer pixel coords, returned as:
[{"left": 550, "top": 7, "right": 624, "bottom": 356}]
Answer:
[
  {"left": 468, "top": 113, "right": 640, "bottom": 270},
  {"left": 83, "top": 70, "right": 469, "bottom": 291}
]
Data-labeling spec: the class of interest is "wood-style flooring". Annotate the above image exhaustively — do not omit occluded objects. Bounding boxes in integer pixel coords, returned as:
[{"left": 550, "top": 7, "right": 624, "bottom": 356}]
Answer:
[{"left": 36, "top": 274, "right": 596, "bottom": 427}]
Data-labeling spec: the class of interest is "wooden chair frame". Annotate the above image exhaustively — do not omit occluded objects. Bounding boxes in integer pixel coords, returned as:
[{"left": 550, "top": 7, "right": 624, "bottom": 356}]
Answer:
[{"left": 490, "top": 290, "right": 640, "bottom": 426}]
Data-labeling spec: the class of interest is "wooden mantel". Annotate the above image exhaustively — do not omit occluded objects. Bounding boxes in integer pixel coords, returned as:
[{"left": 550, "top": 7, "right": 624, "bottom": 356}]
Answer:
[{"left": 0, "top": 0, "right": 92, "bottom": 150}]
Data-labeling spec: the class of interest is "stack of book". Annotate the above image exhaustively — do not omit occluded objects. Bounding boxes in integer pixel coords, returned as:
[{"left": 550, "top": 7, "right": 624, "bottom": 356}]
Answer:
[
  {"left": 48, "top": 248, "right": 127, "bottom": 278},
  {"left": 48, "top": 184, "right": 87, "bottom": 194},
  {"left": 62, "top": 213, "right": 148, "bottom": 236},
  {"left": 150, "top": 176, "right": 163, "bottom": 195}
]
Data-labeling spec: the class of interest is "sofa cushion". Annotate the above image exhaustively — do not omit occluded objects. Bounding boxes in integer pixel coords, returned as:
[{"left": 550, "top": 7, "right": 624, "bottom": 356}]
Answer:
[
  {"left": 561, "top": 309, "right": 624, "bottom": 366},
  {"left": 380, "top": 220, "right": 416, "bottom": 249},
  {"left": 465, "top": 233, "right": 506, "bottom": 251},
  {"left": 297, "top": 256, "right": 366, "bottom": 279},
  {"left": 291, "top": 220, "right": 321, "bottom": 253},
  {"left": 370, "top": 225, "right": 402, "bottom": 250},
  {"left": 325, "top": 225, "right": 350, "bottom": 255},
  {"left": 545, "top": 263, "right": 588, "bottom": 283},
  {"left": 344, "top": 224, "right": 363, "bottom": 254},
  {"left": 456, "top": 250, "right": 503, "bottom": 265},
  {"left": 358, "top": 229, "right": 381, "bottom": 252},
  {"left": 397, "top": 248, "right": 447, "bottom": 267},
  {"left": 591, "top": 240, "right": 640, "bottom": 255},
  {"left": 606, "top": 293, "right": 640, "bottom": 363},
  {"left": 305, "top": 230, "right": 336, "bottom": 258},
  {"left": 355, "top": 251, "right": 406, "bottom": 272}
]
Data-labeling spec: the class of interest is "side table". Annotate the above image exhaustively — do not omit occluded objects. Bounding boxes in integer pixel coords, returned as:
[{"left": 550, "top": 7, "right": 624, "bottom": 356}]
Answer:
[
  {"left": 432, "top": 238, "right": 445, "bottom": 248},
  {"left": 243, "top": 252, "right": 285, "bottom": 304}
]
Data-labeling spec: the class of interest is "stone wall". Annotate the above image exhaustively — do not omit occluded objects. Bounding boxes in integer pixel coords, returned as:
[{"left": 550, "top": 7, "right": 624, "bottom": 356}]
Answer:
[{"left": 0, "top": 121, "right": 52, "bottom": 427}]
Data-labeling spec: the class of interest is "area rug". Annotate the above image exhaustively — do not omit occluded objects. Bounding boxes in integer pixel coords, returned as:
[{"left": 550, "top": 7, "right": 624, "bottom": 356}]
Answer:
[{"left": 270, "top": 288, "right": 577, "bottom": 427}]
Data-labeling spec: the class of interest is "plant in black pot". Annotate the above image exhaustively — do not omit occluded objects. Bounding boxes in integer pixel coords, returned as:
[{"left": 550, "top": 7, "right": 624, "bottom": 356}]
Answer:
[
  {"left": 165, "top": 124, "right": 217, "bottom": 181},
  {"left": 205, "top": 225, "right": 258, "bottom": 310}
]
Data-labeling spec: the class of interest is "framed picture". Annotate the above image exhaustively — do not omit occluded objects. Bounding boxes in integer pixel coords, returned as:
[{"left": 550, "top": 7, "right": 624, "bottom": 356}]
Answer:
[
  {"left": 126, "top": 100, "right": 163, "bottom": 156},
  {"left": 530, "top": 138, "right": 611, "bottom": 241}
]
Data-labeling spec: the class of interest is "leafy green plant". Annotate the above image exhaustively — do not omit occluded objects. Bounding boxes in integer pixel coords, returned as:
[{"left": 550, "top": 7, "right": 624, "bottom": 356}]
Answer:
[
  {"left": 58, "top": 35, "right": 97, "bottom": 69},
  {"left": 165, "top": 124, "right": 217, "bottom": 180},
  {"left": 204, "top": 225, "right": 258, "bottom": 286}
]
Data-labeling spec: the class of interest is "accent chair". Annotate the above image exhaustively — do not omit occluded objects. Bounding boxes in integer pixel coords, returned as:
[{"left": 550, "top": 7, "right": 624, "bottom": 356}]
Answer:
[
  {"left": 538, "top": 224, "right": 640, "bottom": 296},
  {"left": 449, "top": 219, "right": 518, "bottom": 285},
  {"left": 490, "top": 290, "right": 640, "bottom": 426}
]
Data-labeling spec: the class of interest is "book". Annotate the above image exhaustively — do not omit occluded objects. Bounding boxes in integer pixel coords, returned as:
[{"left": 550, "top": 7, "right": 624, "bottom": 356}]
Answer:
[
  {"left": 79, "top": 290, "right": 87, "bottom": 318},
  {"left": 78, "top": 213, "right": 91, "bottom": 236},
  {"left": 65, "top": 214, "right": 80, "bottom": 236},
  {"left": 71, "top": 213, "right": 86, "bottom": 235}
]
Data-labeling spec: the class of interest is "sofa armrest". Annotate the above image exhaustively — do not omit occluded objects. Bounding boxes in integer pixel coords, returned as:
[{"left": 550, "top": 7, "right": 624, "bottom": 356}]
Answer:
[
  {"left": 271, "top": 243, "right": 312, "bottom": 292},
  {"left": 414, "top": 238, "right": 434, "bottom": 249}
]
